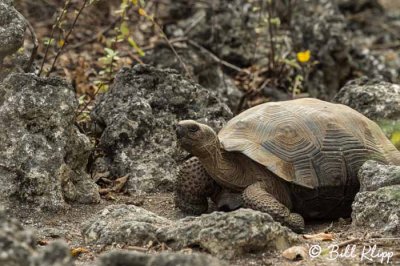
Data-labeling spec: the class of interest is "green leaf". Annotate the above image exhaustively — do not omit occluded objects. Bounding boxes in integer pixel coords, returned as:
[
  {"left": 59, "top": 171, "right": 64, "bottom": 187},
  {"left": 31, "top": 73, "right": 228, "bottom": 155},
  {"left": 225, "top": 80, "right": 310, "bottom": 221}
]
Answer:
[
  {"left": 120, "top": 21, "right": 130, "bottom": 37},
  {"left": 117, "top": 34, "right": 125, "bottom": 42},
  {"left": 99, "top": 84, "right": 109, "bottom": 93},
  {"left": 270, "top": 17, "right": 281, "bottom": 26},
  {"left": 43, "top": 38, "right": 55, "bottom": 45},
  {"left": 78, "top": 95, "right": 86, "bottom": 105},
  {"left": 128, "top": 37, "right": 145, "bottom": 56},
  {"left": 104, "top": 47, "right": 115, "bottom": 56},
  {"left": 282, "top": 58, "right": 301, "bottom": 70}
]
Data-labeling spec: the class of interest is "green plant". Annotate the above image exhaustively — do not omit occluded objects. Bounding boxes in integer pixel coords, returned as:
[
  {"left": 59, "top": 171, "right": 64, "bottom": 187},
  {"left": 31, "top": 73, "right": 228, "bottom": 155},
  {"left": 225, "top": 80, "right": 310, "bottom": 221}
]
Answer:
[{"left": 39, "top": 0, "right": 98, "bottom": 77}]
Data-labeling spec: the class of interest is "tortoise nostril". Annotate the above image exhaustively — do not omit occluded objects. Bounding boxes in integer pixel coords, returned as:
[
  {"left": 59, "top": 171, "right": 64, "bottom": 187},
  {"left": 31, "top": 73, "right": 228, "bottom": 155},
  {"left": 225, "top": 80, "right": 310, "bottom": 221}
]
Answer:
[{"left": 176, "top": 125, "right": 186, "bottom": 139}]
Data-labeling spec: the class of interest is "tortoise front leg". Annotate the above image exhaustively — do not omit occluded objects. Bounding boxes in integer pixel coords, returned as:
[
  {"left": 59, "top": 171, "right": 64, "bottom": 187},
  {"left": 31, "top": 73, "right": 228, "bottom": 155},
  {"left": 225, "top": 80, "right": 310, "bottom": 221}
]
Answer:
[
  {"left": 242, "top": 182, "right": 305, "bottom": 233},
  {"left": 175, "top": 157, "right": 218, "bottom": 215}
]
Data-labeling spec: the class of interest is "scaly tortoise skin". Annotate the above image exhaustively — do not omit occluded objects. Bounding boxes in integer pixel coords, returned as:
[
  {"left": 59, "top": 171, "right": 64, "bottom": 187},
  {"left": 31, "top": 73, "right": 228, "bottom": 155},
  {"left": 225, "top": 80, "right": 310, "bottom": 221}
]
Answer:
[{"left": 174, "top": 98, "right": 400, "bottom": 232}]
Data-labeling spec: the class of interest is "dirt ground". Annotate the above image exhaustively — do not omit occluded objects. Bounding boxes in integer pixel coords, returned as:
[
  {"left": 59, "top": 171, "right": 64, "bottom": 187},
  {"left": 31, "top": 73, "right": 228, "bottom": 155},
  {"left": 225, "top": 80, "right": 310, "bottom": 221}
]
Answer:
[{"left": 11, "top": 192, "right": 400, "bottom": 265}]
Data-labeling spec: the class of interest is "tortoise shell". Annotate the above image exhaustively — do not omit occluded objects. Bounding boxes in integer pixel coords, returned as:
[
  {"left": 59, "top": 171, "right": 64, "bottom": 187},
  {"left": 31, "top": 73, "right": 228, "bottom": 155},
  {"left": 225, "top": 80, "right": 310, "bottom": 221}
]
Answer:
[{"left": 218, "top": 98, "right": 400, "bottom": 189}]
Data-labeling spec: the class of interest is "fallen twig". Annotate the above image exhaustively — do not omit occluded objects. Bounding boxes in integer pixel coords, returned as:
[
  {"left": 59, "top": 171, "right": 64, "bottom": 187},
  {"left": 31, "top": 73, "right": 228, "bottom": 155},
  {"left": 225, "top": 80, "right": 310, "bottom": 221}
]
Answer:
[
  {"left": 337, "top": 238, "right": 360, "bottom": 248},
  {"left": 370, "top": 41, "right": 400, "bottom": 50},
  {"left": 126, "top": 246, "right": 148, "bottom": 252}
]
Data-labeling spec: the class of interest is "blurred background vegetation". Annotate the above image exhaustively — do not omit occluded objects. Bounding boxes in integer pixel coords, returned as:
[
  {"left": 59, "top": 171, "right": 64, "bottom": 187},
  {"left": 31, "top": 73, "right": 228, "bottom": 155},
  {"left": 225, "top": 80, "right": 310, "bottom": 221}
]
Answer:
[{"left": 13, "top": 0, "right": 400, "bottom": 146}]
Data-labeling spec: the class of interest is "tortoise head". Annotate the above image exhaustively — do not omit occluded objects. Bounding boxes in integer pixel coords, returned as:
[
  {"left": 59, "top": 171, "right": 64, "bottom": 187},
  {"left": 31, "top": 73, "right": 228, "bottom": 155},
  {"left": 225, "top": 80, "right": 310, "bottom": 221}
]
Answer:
[{"left": 175, "top": 120, "right": 219, "bottom": 157}]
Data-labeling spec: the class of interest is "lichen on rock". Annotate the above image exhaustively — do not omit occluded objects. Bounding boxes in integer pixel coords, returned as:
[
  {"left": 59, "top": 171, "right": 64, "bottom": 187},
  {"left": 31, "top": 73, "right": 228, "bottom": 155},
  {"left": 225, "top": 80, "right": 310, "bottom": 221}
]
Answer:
[
  {"left": 0, "top": 73, "right": 100, "bottom": 211},
  {"left": 0, "top": 0, "right": 26, "bottom": 62},
  {"left": 0, "top": 207, "right": 73, "bottom": 266},
  {"left": 334, "top": 78, "right": 400, "bottom": 121},
  {"left": 90, "top": 65, "right": 232, "bottom": 193},
  {"left": 82, "top": 205, "right": 298, "bottom": 259},
  {"left": 352, "top": 161, "right": 400, "bottom": 236},
  {"left": 97, "top": 250, "right": 226, "bottom": 266}
]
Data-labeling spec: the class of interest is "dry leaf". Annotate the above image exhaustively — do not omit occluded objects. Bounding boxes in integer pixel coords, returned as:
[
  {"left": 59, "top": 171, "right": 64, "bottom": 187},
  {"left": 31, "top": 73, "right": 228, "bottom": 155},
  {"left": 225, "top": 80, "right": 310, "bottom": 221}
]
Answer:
[
  {"left": 99, "top": 188, "right": 111, "bottom": 195},
  {"left": 112, "top": 175, "right": 129, "bottom": 192},
  {"left": 37, "top": 239, "right": 49, "bottom": 246},
  {"left": 126, "top": 246, "right": 148, "bottom": 252},
  {"left": 303, "top": 232, "right": 334, "bottom": 241},
  {"left": 282, "top": 245, "right": 308, "bottom": 261},
  {"left": 104, "top": 194, "right": 116, "bottom": 201},
  {"left": 71, "top": 247, "right": 89, "bottom": 257}
]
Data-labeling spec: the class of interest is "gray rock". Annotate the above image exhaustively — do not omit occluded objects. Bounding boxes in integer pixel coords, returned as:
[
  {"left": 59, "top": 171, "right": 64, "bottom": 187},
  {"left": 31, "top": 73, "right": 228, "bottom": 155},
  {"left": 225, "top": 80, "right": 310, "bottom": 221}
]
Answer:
[
  {"left": 358, "top": 160, "right": 400, "bottom": 192},
  {"left": 82, "top": 205, "right": 298, "bottom": 259},
  {"left": 352, "top": 185, "right": 400, "bottom": 236},
  {"left": 158, "top": 209, "right": 298, "bottom": 259},
  {"left": 91, "top": 65, "right": 232, "bottom": 193},
  {"left": 81, "top": 204, "right": 171, "bottom": 245},
  {"left": 0, "top": 73, "right": 100, "bottom": 211},
  {"left": 352, "top": 161, "right": 400, "bottom": 236},
  {"left": 334, "top": 78, "right": 400, "bottom": 121},
  {"left": 142, "top": 45, "right": 243, "bottom": 109},
  {"left": 337, "top": 0, "right": 383, "bottom": 14},
  {"left": 169, "top": 0, "right": 263, "bottom": 68},
  {"left": 0, "top": 207, "right": 73, "bottom": 266},
  {"left": 40, "top": 227, "right": 68, "bottom": 239},
  {"left": 0, "top": 0, "right": 26, "bottom": 62},
  {"left": 31, "top": 240, "right": 74, "bottom": 266},
  {"left": 291, "top": 0, "right": 351, "bottom": 100},
  {"left": 337, "top": 0, "right": 399, "bottom": 84},
  {"left": 0, "top": 207, "right": 36, "bottom": 266},
  {"left": 291, "top": 0, "right": 399, "bottom": 100},
  {"left": 97, "top": 250, "right": 226, "bottom": 266}
]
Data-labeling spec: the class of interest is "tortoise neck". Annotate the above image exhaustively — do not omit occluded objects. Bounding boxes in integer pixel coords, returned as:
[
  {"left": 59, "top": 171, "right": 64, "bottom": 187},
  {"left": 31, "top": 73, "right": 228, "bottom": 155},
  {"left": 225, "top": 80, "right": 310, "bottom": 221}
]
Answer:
[
  {"left": 198, "top": 147, "right": 257, "bottom": 191},
  {"left": 196, "top": 138, "right": 226, "bottom": 171}
]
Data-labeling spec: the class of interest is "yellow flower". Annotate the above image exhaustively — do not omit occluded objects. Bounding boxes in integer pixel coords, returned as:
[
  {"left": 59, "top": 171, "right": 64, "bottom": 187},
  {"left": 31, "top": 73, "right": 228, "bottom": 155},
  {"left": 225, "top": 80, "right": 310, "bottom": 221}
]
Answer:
[
  {"left": 57, "top": 39, "right": 65, "bottom": 48},
  {"left": 297, "top": 50, "right": 311, "bottom": 63},
  {"left": 391, "top": 131, "right": 400, "bottom": 148}
]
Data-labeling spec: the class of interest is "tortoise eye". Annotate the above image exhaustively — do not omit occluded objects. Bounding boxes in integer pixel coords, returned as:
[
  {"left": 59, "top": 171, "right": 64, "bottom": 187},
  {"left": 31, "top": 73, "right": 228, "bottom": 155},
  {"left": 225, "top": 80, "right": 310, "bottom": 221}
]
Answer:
[{"left": 188, "top": 125, "right": 200, "bottom": 132}]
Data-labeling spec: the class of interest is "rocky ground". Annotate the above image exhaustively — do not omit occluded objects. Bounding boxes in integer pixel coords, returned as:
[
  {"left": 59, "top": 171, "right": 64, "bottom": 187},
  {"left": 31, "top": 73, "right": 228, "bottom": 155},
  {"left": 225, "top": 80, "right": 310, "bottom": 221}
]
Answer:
[
  {"left": 6, "top": 189, "right": 400, "bottom": 265},
  {"left": 1, "top": 0, "right": 400, "bottom": 265}
]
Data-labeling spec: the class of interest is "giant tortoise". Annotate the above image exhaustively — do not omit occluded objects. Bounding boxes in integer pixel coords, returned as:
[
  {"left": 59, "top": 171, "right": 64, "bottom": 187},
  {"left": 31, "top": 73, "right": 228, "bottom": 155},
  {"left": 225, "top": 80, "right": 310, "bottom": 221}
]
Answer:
[{"left": 174, "top": 98, "right": 400, "bottom": 232}]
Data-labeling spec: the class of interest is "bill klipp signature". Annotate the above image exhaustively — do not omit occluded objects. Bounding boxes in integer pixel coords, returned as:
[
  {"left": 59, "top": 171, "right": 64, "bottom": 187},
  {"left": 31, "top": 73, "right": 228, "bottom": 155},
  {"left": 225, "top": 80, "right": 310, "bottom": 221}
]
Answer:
[{"left": 309, "top": 244, "right": 394, "bottom": 263}]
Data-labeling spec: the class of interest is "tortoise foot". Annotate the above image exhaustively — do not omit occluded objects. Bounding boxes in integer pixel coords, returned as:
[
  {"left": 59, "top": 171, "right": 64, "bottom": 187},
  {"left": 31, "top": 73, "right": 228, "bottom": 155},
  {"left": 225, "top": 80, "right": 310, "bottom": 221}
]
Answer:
[
  {"left": 284, "top": 213, "right": 305, "bottom": 233},
  {"left": 243, "top": 181, "right": 304, "bottom": 233}
]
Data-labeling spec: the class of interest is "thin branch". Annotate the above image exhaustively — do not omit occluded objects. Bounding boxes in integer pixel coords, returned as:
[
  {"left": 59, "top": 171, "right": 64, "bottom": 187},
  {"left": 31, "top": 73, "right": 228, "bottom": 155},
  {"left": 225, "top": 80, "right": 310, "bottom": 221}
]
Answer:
[
  {"left": 46, "top": 0, "right": 89, "bottom": 77},
  {"left": 251, "top": 0, "right": 264, "bottom": 63},
  {"left": 151, "top": 19, "right": 192, "bottom": 79},
  {"left": 370, "top": 41, "right": 400, "bottom": 50},
  {"left": 38, "top": 0, "right": 71, "bottom": 76},
  {"left": 66, "top": 17, "right": 121, "bottom": 50},
  {"left": 266, "top": 1, "right": 276, "bottom": 71},
  {"left": 187, "top": 39, "right": 251, "bottom": 75},
  {"left": 184, "top": 13, "right": 206, "bottom": 35},
  {"left": 24, "top": 18, "right": 39, "bottom": 73},
  {"left": 75, "top": 83, "right": 103, "bottom": 120},
  {"left": 76, "top": 19, "right": 120, "bottom": 121}
]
